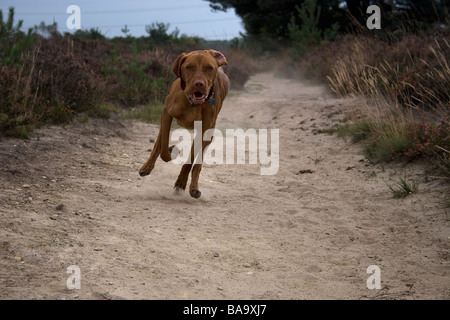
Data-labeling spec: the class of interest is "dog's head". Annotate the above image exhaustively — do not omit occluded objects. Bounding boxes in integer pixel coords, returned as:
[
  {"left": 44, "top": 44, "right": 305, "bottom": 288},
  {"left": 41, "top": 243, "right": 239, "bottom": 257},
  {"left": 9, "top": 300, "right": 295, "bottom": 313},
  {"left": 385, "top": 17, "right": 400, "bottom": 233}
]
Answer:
[{"left": 172, "top": 50, "right": 227, "bottom": 105}]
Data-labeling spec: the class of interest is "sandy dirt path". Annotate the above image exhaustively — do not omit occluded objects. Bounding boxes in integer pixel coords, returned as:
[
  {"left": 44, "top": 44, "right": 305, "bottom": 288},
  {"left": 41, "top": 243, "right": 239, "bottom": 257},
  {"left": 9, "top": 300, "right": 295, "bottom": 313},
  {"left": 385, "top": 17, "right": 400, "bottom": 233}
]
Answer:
[{"left": 1, "top": 73, "right": 449, "bottom": 300}]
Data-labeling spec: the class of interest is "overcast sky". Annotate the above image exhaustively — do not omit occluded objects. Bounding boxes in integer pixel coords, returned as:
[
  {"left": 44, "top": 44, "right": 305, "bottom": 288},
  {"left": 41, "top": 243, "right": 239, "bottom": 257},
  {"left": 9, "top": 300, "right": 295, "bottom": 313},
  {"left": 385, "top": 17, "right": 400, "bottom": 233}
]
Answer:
[{"left": 0, "top": 0, "right": 245, "bottom": 40}]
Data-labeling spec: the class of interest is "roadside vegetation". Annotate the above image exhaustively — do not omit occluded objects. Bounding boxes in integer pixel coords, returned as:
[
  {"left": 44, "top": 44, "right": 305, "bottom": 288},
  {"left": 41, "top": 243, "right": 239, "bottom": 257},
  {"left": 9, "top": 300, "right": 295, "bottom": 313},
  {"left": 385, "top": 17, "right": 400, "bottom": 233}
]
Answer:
[
  {"left": 265, "top": 0, "right": 449, "bottom": 183},
  {"left": 1, "top": 1, "right": 449, "bottom": 184},
  {"left": 0, "top": 7, "right": 254, "bottom": 138}
]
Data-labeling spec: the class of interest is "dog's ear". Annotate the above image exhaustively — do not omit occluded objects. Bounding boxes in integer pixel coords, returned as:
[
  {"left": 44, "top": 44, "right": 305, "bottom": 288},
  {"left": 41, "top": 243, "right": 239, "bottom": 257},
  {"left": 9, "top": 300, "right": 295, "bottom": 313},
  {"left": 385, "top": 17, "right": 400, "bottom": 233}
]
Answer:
[
  {"left": 172, "top": 53, "right": 187, "bottom": 90},
  {"left": 207, "top": 50, "right": 227, "bottom": 67},
  {"left": 172, "top": 53, "right": 186, "bottom": 77}
]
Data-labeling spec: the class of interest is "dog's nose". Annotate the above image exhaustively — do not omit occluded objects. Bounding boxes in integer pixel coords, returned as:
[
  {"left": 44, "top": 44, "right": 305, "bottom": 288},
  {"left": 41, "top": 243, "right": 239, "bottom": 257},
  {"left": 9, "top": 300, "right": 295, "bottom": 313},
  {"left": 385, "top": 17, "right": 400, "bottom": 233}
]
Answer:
[{"left": 194, "top": 80, "right": 205, "bottom": 88}]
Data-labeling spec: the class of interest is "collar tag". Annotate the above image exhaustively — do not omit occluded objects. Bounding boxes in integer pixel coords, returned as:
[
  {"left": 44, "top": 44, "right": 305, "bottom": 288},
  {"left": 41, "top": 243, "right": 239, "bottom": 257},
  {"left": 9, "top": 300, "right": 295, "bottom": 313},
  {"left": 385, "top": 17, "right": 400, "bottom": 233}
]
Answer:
[{"left": 200, "top": 99, "right": 215, "bottom": 109}]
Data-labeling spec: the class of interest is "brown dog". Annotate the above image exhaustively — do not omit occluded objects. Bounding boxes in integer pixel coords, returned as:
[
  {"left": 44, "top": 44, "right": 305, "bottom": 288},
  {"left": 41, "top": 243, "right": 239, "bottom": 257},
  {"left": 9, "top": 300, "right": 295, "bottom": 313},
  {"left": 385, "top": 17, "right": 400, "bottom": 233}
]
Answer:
[{"left": 139, "top": 50, "right": 230, "bottom": 198}]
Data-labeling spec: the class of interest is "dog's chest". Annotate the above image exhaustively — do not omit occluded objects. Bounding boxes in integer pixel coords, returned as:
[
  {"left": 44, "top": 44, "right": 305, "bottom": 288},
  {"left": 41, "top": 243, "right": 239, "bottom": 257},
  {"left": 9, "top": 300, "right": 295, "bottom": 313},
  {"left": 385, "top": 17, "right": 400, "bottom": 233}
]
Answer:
[{"left": 174, "top": 108, "right": 202, "bottom": 129}]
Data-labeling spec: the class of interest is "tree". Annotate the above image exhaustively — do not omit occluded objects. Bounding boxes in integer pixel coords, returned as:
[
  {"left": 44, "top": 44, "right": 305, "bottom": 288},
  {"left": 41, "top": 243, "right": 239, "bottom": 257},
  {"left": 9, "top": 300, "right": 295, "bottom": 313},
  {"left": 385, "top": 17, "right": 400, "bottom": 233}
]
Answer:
[
  {"left": 121, "top": 24, "right": 130, "bottom": 37},
  {"left": 0, "top": 7, "right": 36, "bottom": 65},
  {"left": 205, "top": 0, "right": 450, "bottom": 42},
  {"left": 288, "top": 0, "right": 339, "bottom": 57},
  {"left": 207, "top": 0, "right": 304, "bottom": 41},
  {"left": 206, "top": 0, "right": 344, "bottom": 43},
  {"left": 33, "top": 21, "right": 60, "bottom": 39},
  {"left": 73, "top": 28, "right": 105, "bottom": 40},
  {"left": 145, "top": 22, "right": 180, "bottom": 46},
  {"left": 344, "top": 0, "right": 371, "bottom": 25}
]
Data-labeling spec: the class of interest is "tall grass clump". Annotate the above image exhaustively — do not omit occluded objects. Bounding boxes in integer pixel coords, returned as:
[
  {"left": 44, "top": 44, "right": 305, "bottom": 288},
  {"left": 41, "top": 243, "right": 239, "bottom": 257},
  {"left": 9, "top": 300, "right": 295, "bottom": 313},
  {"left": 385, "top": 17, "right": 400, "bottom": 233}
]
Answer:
[
  {"left": 387, "top": 177, "right": 419, "bottom": 198},
  {"left": 323, "top": 31, "right": 449, "bottom": 175}
]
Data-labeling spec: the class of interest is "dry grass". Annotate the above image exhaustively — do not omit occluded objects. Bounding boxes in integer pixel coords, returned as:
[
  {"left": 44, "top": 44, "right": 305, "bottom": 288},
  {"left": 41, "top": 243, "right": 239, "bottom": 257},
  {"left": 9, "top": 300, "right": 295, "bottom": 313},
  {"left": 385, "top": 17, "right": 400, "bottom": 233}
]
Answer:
[{"left": 323, "top": 33, "right": 449, "bottom": 170}]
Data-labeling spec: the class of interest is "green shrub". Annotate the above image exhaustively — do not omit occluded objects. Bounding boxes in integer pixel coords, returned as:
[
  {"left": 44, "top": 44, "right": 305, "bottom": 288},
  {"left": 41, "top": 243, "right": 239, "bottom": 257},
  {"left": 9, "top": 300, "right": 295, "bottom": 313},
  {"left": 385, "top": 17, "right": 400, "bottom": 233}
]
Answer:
[
  {"left": 121, "top": 103, "right": 164, "bottom": 122},
  {"left": 288, "top": 0, "right": 339, "bottom": 59},
  {"left": 101, "top": 44, "right": 174, "bottom": 107},
  {"left": 0, "top": 7, "right": 37, "bottom": 66},
  {"left": 387, "top": 177, "right": 419, "bottom": 198}
]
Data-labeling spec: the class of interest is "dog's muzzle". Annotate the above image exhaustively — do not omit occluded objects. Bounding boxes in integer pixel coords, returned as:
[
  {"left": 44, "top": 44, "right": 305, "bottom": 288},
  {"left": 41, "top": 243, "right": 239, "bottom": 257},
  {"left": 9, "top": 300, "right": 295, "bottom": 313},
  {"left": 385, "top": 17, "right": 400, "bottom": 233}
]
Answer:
[{"left": 185, "top": 86, "right": 215, "bottom": 108}]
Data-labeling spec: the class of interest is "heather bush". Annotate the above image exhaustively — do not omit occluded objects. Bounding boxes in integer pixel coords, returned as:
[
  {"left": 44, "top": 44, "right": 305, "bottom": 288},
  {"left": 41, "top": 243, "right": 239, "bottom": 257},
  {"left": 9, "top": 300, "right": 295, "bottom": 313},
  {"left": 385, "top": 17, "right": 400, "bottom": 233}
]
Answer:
[
  {"left": 0, "top": 7, "right": 254, "bottom": 137},
  {"left": 0, "top": 39, "right": 102, "bottom": 136},
  {"left": 30, "top": 41, "right": 101, "bottom": 114},
  {"left": 221, "top": 48, "right": 256, "bottom": 90},
  {"left": 285, "top": 28, "right": 450, "bottom": 177},
  {"left": 102, "top": 44, "right": 175, "bottom": 106},
  {"left": 0, "top": 64, "right": 36, "bottom": 136},
  {"left": 400, "top": 121, "right": 449, "bottom": 161}
]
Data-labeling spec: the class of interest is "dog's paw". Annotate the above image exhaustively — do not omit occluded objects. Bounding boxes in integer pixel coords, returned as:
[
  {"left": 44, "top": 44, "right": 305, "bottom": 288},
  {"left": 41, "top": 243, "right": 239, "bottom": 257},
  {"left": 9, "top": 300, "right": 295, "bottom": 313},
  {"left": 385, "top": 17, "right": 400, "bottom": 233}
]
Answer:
[
  {"left": 189, "top": 189, "right": 201, "bottom": 199},
  {"left": 174, "top": 186, "right": 184, "bottom": 195},
  {"left": 139, "top": 169, "right": 149, "bottom": 176},
  {"left": 139, "top": 164, "right": 153, "bottom": 176},
  {"left": 174, "top": 176, "right": 188, "bottom": 191}
]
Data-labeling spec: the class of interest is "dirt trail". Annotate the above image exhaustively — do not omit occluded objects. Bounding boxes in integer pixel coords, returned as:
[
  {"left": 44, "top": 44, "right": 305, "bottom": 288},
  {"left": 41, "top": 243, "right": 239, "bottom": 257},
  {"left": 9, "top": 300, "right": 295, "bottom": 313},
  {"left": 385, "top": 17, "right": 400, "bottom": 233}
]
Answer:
[{"left": 1, "top": 73, "right": 449, "bottom": 300}]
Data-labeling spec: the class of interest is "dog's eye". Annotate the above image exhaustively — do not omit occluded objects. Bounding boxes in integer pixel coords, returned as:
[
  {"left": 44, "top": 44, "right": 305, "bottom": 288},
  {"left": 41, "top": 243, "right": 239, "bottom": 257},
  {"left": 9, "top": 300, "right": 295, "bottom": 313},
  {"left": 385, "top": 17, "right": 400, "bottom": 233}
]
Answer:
[
  {"left": 185, "top": 65, "right": 194, "bottom": 71},
  {"left": 204, "top": 65, "right": 214, "bottom": 72}
]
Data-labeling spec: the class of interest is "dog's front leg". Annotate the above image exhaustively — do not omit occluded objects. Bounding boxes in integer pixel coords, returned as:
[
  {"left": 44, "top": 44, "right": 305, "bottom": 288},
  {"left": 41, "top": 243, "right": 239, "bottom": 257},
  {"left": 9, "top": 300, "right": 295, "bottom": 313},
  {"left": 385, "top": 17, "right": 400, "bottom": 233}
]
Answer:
[
  {"left": 139, "top": 108, "right": 173, "bottom": 176},
  {"left": 188, "top": 115, "right": 216, "bottom": 198},
  {"left": 189, "top": 138, "right": 213, "bottom": 198},
  {"left": 173, "top": 134, "right": 197, "bottom": 192},
  {"left": 173, "top": 141, "right": 211, "bottom": 198},
  {"left": 159, "top": 108, "right": 174, "bottom": 162},
  {"left": 139, "top": 130, "right": 161, "bottom": 176},
  {"left": 173, "top": 123, "right": 212, "bottom": 198},
  {"left": 174, "top": 163, "right": 192, "bottom": 192}
]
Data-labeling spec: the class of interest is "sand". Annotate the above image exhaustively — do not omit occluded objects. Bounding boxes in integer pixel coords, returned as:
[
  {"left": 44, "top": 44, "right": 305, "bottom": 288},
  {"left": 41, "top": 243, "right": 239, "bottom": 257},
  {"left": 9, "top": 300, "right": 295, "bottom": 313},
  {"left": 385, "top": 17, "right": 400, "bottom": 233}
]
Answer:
[{"left": 1, "top": 72, "right": 448, "bottom": 300}]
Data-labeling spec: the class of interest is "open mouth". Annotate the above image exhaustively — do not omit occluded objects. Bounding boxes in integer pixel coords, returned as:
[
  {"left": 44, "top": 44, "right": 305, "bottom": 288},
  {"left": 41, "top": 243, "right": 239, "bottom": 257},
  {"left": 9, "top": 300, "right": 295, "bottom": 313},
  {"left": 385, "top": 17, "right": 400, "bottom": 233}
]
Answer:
[{"left": 188, "top": 91, "right": 207, "bottom": 104}]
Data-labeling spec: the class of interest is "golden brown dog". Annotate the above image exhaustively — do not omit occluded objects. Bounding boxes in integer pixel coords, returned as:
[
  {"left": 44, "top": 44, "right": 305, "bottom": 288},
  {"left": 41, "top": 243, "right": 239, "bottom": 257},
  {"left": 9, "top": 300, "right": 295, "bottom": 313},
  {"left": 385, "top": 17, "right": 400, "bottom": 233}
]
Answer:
[{"left": 139, "top": 50, "right": 230, "bottom": 198}]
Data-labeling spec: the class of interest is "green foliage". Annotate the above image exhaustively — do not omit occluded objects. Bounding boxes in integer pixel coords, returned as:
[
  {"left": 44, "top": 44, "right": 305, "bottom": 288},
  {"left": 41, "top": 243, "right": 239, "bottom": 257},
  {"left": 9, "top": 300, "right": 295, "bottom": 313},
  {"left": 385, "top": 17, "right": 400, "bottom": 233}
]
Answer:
[
  {"left": 366, "top": 132, "right": 413, "bottom": 162},
  {"left": 340, "top": 120, "right": 450, "bottom": 164},
  {"left": 88, "top": 103, "right": 121, "bottom": 119},
  {"left": 206, "top": 0, "right": 449, "bottom": 47},
  {"left": 121, "top": 25, "right": 130, "bottom": 37},
  {"left": 288, "top": 0, "right": 339, "bottom": 58},
  {"left": 73, "top": 28, "right": 105, "bottom": 40},
  {"left": 0, "top": 7, "right": 37, "bottom": 66},
  {"left": 387, "top": 177, "right": 418, "bottom": 198},
  {"left": 337, "top": 121, "right": 373, "bottom": 143},
  {"left": 145, "top": 22, "right": 179, "bottom": 46},
  {"left": 101, "top": 41, "right": 171, "bottom": 107},
  {"left": 121, "top": 103, "right": 164, "bottom": 122},
  {"left": 33, "top": 21, "right": 61, "bottom": 39}
]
